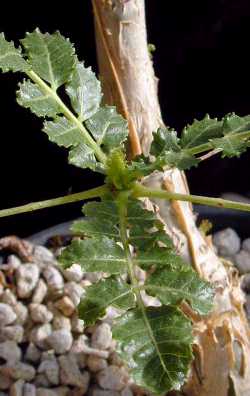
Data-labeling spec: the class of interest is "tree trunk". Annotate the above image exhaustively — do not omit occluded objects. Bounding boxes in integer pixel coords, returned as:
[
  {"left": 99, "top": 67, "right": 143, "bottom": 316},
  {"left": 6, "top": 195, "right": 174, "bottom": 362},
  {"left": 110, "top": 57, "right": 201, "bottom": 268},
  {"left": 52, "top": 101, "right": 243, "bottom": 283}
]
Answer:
[{"left": 92, "top": 1, "right": 250, "bottom": 395}]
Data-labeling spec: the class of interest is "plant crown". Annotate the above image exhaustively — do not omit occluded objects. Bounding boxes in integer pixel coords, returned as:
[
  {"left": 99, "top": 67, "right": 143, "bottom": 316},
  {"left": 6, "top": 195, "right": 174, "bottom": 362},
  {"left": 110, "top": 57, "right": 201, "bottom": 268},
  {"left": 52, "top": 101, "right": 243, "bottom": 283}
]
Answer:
[{"left": 1, "top": 30, "right": 250, "bottom": 394}]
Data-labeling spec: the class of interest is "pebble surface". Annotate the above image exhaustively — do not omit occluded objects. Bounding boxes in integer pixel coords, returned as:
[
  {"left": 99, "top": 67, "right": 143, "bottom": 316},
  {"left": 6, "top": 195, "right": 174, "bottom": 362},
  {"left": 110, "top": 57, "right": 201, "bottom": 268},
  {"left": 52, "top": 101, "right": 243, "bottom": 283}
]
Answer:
[{"left": 0, "top": 243, "right": 144, "bottom": 396}]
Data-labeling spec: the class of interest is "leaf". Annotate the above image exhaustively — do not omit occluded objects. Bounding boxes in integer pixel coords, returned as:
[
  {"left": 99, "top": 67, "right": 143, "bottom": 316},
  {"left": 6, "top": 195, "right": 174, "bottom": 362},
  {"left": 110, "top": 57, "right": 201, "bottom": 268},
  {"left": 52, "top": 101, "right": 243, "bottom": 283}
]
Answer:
[
  {"left": 180, "top": 115, "right": 222, "bottom": 148},
  {"left": 150, "top": 127, "right": 198, "bottom": 170},
  {"left": 151, "top": 127, "right": 180, "bottom": 156},
  {"left": 210, "top": 113, "right": 250, "bottom": 158},
  {"left": 0, "top": 33, "right": 29, "bottom": 73},
  {"left": 71, "top": 201, "right": 119, "bottom": 239},
  {"left": 211, "top": 135, "right": 247, "bottom": 158},
  {"left": 113, "top": 306, "right": 193, "bottom": 394},
  {"left": 17, "top": 80, "right": 61, "bottom": 117},
  {"left": 72, "top": 199, "right": 172, "bottom": 249},
  {"left": 59, "top": 237, "right": 126, "bottom": 274},
  {"left": 135, "top": 247, "right": 184, "bottom": 270},
  {"left": 21, "top": 29, "right": 76, "bottom": 89},
  {"left": 86, "top": 106, "right": 128, "bottom": 150},
  {"left": 43, "top": 117, "right": 83, "bottom": 147},
  {"left": 69, "top": 143, "right": 102, "bottom": 172},
  {"left": 145, "top": 265, "right": 214, "bottom": 315},
  {"left": 78, "top": 276, "right": 135, "bottom": 326},
  {"left": 66, "top": 62, "right": 102, "bottom": 121}
]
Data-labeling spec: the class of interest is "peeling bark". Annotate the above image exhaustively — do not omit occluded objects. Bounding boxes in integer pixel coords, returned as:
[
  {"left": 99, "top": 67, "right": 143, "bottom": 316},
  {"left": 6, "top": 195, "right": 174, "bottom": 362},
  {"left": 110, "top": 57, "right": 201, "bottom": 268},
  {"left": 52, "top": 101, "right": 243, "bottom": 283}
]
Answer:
[{"left": 92, "top": 1, "right": 250, "bottom": 394}]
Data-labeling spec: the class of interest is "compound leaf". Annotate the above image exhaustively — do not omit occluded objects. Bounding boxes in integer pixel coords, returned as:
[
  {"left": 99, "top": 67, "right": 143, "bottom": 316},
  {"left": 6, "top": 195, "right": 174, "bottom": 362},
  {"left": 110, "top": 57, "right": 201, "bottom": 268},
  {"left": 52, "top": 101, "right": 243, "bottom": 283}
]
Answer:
[
  {"left": 145, "top": 265, "right": 214, "bottom": 315},
  {"left": 59, "top": 237, "right": 126, "bottom": 274},
  {"left": 21, "top": 29, "right": 76, "bottom": 89},
  {"left": 78, "top": 276, "right": 136, "bottom": 326},
  {"left": 66, "top": 62, "right": 102, "bottom": 121},
  {"left": 17, "top": 80, "right": 61, "bottom": 117},
  {"left": 113, "top": 306, "right": 193, "bottom": 394},
  {"left": 0, "top": 33, "right": 29, "bottom": 73}
]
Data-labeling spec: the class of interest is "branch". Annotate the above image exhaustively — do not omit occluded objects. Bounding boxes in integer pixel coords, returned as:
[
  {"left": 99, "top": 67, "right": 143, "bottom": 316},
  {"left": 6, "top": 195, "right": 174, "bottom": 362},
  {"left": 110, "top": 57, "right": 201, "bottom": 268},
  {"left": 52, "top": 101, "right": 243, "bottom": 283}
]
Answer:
[
  {"left": 0, "top": 185, "right": 108, "bottom": 218},
  {"left": 133, "top": 183, "right": 250, "bottom": 213}
]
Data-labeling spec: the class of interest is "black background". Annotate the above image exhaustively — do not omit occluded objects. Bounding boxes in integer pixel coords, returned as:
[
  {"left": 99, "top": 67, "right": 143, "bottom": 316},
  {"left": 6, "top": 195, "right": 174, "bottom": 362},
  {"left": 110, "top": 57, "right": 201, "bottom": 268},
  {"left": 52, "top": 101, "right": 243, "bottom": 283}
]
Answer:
[{"left": 1, "top": 0, "right": 250, "bottom": 237}]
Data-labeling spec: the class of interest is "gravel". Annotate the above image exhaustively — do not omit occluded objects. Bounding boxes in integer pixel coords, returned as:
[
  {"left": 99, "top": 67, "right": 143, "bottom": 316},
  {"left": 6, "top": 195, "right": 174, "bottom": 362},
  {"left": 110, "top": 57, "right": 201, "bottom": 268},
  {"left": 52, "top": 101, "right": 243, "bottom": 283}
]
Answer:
[{"left": 0, "top": 243, "right": 142, "bottom": 396}]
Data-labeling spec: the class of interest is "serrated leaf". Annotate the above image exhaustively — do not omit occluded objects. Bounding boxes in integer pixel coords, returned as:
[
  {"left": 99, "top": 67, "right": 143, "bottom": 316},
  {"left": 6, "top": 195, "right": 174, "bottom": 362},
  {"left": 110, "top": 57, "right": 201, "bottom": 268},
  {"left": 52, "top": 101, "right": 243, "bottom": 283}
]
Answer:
[
  {"left": 71, "top": 201, "right": 119, "bottom": 239},
  {"left": 17, "top": 80, "right": 61, "bottom": 117},
  {"left": 136, "top": 247, "right": 183, "bottom": 270},
  {"left": 72, "top": 199, "right": 172, "bottom": 250},
  {"left": 210, "top": 113, "right": 250, "bottom": 158},
  {"left": 180, "top": 115, "right": 222, "bottom": 148},
  {"left": 163, "top": 150, "right": 199, "bottom": 170},
  {"left": 59, "top": 237, "right": 126, "bottom": 274},
  {"left": 69, "top": 143, "right": 102, "bottom": 172},
  {"left": 150, "top": 127, "right": 198, "bottom": 170},
  {"left": 211, "top": 135, "right": 247, "bottom": 157},
  {"left": 21, "top": 29, "right": 76, "bottom": 89},
  {"left": 78, "top": 276, "right": 136, "bottom": 325},
  {"left": 151, "top": 127, "right": 180, "bottom": 156},
  {"left": 43, "top": 117, "right": 83, "bottom": 147},
  {"left": 113, "top": 306, "right": 193, "bottom": 394},
  {"left": 86, "top": 106, "right": 128, "bottom": 150},
  {"left": 0, "top": 33, "right": 29, "bottom": 73},
  {"left": 145, "top": 265, "right": 214, "bottom": 315},
  {"left": 66, "top": 62, "right": 102, "bottom": 121}
]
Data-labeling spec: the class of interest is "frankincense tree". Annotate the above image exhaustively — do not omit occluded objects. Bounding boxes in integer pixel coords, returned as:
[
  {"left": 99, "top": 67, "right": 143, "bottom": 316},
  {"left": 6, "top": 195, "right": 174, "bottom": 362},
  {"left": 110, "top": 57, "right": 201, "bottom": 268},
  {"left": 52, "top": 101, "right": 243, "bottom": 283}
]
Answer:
[{"left": 1, "top": 19, "right": 250, "bottom": 396}]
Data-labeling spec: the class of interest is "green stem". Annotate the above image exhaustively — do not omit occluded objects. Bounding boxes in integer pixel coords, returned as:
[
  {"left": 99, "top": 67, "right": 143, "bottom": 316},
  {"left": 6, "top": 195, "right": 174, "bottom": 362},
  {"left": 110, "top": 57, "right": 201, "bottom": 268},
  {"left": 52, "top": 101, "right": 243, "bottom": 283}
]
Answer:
[
  {"left": 0, "top": 185, "right": 108, "bottom": 219},
  {"left": 117, "top": 192, "right": 171, "bottom": 380},
  {"left": 187, "top": 130, "right": 250, "bottom": 156},
  {"left": 26, "top": 70, "right": 107, "bottom": 164},
  {"left": 133, "top": 183, "right": 250, "bottom": 213}
]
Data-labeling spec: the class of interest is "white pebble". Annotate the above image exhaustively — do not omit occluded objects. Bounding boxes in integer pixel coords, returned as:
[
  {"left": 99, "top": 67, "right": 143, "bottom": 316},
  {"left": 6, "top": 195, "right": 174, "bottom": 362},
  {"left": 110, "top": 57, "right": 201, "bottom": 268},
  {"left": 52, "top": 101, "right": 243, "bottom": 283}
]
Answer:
[
  {"left": 234, "top": 250, "right": 250, "bottom": 274},
  {"left": 55, "top": 296, "right": 75, "bottom": 317},
  {"left": 1, "top": 290, "right": 17, "bottom": 307},
  {"left": 29, "top": 323, "right": 52, "bottom": 350},
  {"left": 59, "top": 354, "right": 90, "bottom": 389},
  {"left": 13, "top": 302, "right": 28, "bottom": 325},
  {"left": 9, "top": 379, "right": 24, "bottom": 396},
  {"left": 29, "top": 303, "right": 53, "bottom": 323},
  {"left": 242, "top": 238, "right": 250, "bottom": 253},
  {"left": 0, "top": 372, "right": 12, "bottom": 391},
  {"left": 64, "top": 282, "right": 84, "bottom": 307},
  {"left": 213, "top": 228, "right": 240, "bottom": 256},
  {"left": 32, "top": 279, "right": 48, "bottom": 304},
  {"left": 52, "top": 312, "right": 71, "bottom": 331},
  {"left": 73, "top": 335, "right": 109, "bottom": 359},
  {"left": 47, "top": 329, "right": 73, "bottom": 354},
  {"left": 87, "top": 355, "right": 108, "bottom": 372},
  {"left": 23, "top": 383, "right": 36, "bottom": 396},
  {"left": 71, "top": 314, "right": 84, "bottom": 333},
  {"left": 38, "top": 352, "right": 59, "bottom": 385},
  {"left": 0, "top": 340, "right": 21, "bottom": 364},
  {"left": 0, "top": 303, "right": 17, "bottom": 327},
  {"left": 25, "top": 342, "right": 41, "bottom": 363},
  {"left": 16, "top": 264, "right": 39, "bottom": 298},
  {"left": 64, "top": 264, "right": 83, "bottom": 282},
  {"left": 6, "top": 362, "right": 36, "bottom": 381},
  {"left": 91, "top": 323, "right": 112, "bottom": 350},
  {"left": 0, "top": 325, "right": 24, "bottom": 343},
  {"left": 96, "top": 365, "right": 127, "bottom": 391},
  {"left": 43, "top": 267, "right": 64, "bottom": 294},
  {"left": 37, "top": 389, "right": 57, "bottom": 396},
  {"left": 33, "top": 245, "right": 56, "bottom": 264}
]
